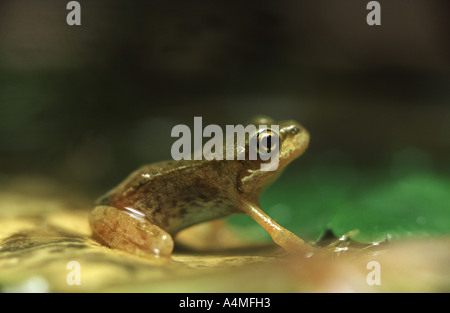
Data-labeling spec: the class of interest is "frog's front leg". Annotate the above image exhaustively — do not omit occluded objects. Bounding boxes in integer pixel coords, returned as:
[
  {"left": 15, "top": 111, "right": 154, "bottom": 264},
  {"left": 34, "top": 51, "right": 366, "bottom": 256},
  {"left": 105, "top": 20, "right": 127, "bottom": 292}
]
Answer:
[
  {"left": 242, "top": 202, "right": 316, "bottom": 256},
  {"left": 89, "top": 205, "right": 174, "bottom": 258}
]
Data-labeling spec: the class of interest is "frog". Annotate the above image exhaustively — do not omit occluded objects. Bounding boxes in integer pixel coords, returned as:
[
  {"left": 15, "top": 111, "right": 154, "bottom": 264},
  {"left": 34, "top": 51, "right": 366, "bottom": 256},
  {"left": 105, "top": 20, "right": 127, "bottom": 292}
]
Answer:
[{"left": 89, "top": 116, "right": 314, "bottom": 258}]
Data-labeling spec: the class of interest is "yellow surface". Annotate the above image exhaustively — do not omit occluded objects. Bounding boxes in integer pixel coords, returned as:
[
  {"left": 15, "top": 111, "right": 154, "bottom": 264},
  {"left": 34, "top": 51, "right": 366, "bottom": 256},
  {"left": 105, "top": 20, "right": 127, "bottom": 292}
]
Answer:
[{"left": 0, "top": 177, "right": 449, "bottom": 292}]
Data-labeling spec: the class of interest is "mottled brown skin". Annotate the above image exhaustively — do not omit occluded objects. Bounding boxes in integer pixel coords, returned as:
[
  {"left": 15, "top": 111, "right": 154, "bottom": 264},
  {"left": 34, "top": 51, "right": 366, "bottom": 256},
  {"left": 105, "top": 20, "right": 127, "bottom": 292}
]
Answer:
[{"left": 90, "top": 117, "right": 313, "bottom": 258}]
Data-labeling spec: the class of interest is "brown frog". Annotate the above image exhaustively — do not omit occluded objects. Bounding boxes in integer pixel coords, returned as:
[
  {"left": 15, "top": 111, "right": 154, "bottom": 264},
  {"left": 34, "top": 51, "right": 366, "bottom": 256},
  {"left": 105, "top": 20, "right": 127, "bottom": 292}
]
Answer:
[{"left": 89, "top": 116, "right": 313, "bottom": 258}]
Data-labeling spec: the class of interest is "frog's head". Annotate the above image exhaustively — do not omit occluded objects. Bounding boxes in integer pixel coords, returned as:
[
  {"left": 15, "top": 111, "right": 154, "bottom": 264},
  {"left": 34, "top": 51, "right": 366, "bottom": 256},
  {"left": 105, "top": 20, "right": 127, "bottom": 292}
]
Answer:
[{"left": 236, "top": 116, "right": 310, "bottom": 197}]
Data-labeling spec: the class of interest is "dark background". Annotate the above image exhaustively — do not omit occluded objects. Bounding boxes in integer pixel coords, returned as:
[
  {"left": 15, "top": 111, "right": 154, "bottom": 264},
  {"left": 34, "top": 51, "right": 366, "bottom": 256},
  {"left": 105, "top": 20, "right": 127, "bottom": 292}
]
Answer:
[{"left": 0, "top": 0, "right": 449, "bottom": 199}]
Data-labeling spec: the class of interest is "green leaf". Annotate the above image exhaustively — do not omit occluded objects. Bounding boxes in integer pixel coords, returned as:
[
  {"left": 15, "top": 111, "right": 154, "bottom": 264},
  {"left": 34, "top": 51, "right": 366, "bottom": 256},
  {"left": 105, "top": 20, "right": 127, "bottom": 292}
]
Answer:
[{"left": 229, "top": 163, "right": 450, "bottom": 244}]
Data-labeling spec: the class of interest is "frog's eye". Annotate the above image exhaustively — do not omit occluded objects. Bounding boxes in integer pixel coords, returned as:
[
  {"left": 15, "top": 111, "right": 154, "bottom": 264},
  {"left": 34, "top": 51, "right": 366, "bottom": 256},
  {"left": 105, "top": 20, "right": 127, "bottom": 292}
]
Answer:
[{"left": 257, "top": 129, "right": 279, "bottom": 154}]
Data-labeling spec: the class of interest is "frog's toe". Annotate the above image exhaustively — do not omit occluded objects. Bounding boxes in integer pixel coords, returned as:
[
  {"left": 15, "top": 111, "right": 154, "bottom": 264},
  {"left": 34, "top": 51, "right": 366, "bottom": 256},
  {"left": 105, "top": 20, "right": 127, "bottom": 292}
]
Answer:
[{"left": 89, "top": 205, "right": 174, "bottom": 258}]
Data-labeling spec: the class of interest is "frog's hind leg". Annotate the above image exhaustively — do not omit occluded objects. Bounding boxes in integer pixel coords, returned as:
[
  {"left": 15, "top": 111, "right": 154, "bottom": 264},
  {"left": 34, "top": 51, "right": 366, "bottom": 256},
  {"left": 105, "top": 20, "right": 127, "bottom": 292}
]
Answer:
[
  {"left": 242, "top": 202, "right": 316, "bottom": 256},
  {"left": 89, "top": 205, "right": 174, "bottom": 258}
]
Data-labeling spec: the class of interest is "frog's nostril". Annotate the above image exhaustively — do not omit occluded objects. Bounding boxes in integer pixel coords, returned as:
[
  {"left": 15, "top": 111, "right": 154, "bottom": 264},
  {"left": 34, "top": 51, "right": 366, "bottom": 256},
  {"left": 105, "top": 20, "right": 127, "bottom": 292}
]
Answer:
[{"left": 290, "top": 127, "right": 300, "bottom": 135}]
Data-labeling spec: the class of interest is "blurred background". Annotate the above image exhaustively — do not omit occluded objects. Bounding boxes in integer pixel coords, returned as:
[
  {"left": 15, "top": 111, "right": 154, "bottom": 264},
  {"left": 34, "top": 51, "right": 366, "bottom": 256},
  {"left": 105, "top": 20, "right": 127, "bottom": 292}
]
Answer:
[{"left": 0, "top": 0, "right": 449, "bottom": 242}]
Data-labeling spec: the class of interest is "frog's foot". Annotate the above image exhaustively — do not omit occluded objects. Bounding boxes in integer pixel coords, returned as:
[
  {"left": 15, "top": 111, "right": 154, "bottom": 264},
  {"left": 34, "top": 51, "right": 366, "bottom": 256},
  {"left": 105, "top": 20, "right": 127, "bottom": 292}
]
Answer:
[
  {"left": 322, "top": 229, "right": 386, "bottom": 256},
  {"left": 242, "top": 202, "right": 317, "bottom": 257},
  {"left": 325, "top": 230, "right": 359, "bottom": 248},
  {"left": 89, "top": 205, "right": 174, "bottom": 258}
]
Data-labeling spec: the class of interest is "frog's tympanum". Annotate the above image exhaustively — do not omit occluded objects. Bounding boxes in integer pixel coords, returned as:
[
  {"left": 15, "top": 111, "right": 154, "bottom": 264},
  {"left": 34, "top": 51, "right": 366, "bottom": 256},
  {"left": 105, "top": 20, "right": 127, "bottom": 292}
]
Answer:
[{"left": 89, "top": 117, "right": 313, "bottom": 258}]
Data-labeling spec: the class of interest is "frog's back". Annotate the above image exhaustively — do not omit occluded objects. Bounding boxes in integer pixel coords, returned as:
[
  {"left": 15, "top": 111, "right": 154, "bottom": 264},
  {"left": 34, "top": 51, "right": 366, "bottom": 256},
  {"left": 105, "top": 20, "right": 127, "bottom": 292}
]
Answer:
[{"left": 97, "top": 159, "right": 242, "bottom": 234}]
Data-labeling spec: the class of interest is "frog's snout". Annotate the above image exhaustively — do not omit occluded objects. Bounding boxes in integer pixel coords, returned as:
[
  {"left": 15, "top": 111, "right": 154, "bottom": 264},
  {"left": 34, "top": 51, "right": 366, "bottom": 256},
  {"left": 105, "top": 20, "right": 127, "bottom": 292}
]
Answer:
[
  {"left": 278, "top": 121, "right": 310, "bottom": 162},
  {"left": 282, "top": 121, "right": 309, "bottom": 140},
  {"left": 294, "top": 124, "right": 310, "bottom": 152}
]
